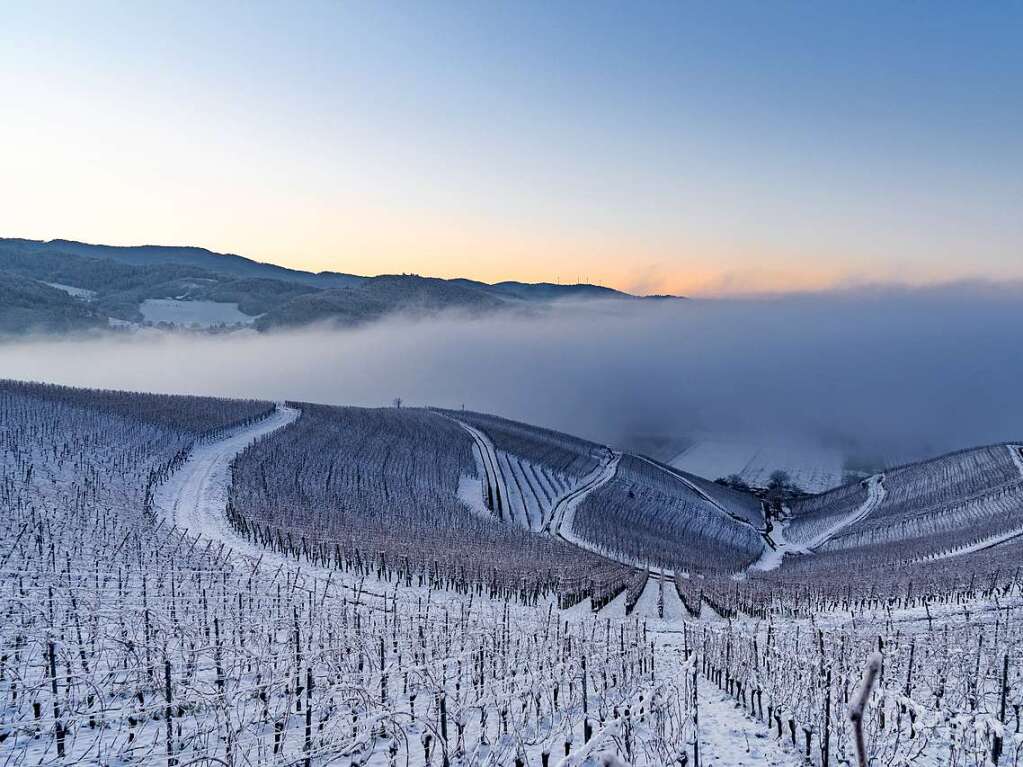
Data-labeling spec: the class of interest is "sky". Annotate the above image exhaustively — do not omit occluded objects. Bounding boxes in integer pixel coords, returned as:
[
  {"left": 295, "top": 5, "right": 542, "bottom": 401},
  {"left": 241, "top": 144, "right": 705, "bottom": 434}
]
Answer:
[{"left": 1, "top": 1, "right": 1020, "bottom": 296}]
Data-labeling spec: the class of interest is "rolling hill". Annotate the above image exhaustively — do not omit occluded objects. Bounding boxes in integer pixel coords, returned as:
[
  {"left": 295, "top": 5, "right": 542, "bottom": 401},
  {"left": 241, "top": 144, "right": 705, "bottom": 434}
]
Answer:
[
  {"left": 0, "top": 237, "right": 682, "bottom": 335},
  {"left": 2, "top": 377, "right": 1020, "bottom": 766}
]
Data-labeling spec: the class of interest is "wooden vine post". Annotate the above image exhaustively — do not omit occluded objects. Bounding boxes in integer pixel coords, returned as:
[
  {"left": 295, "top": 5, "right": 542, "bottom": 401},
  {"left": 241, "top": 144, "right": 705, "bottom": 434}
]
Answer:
[{"left": 849, "top": 652, "right": 883, "bottom": 767}]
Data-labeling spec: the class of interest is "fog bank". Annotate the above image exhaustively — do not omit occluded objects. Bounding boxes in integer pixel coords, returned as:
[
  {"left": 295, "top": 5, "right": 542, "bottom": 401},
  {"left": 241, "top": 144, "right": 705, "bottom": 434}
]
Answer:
[{"left": 3, "top": 285, "right": 1022, "bottom": 466}]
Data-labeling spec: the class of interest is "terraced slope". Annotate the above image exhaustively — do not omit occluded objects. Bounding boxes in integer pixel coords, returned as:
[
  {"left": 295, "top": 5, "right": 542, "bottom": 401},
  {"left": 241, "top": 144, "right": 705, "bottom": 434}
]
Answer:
[
  {"left": 0, "top": 379, "right": 273, "bottom": 438},
  {"left": 826, "top": 445, "right": 1023, "bottom": 548},
  {"left": 639, "top": 455, "right": 765, "bottom": 527},
  {"left": 439, "top": 410, "right": 767, "bottom": 575},
  {"left": 229, "top": 404, "right": 634, "bottom": 602},
  {"left": 439, "top": 408, "right": 614, "bottom": 532},
  {"left": 445, "top": 410, "right": 604, "bottom": 478},
  {"left": 759, "top": 443, "right": 1023, "bottom": 606},
  {"left": 785, "top": 479, "right": 871, "bottom": 546},
  {"left": 785, "top": 444, "right": 1023, "bottom": 563},
  {"left": 572, "top": 454, "right": 765, "bottom": 574}
]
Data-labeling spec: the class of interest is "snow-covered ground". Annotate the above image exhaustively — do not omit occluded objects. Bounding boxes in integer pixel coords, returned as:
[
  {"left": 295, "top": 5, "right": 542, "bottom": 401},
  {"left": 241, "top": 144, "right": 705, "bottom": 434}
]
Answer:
[
  {"left": 671, "top": 437, "right": 846, "bottom": 493},
  {"left": 548, "top": 453, "right": 623, "bottom": 550},
  {"left": 149, "top": 404, "right": 413, "bottom": 612},
  {"left": 748, "top": 473, "right": 885, "bottom": 573},
  {"left": 798, "top": 473, "right": 885, "bottom": 551},
  {"left": 694, "top": 683, "right": 800, "bottom": 766},
  {"left": 1009, "top": 443, "right": 1023, "bottom": 477},
  {"left": 45, "top": 281, "right": 96, "bottom": 300},
  {"left": 134, "top": 418, "right": 1023, "bottom": 767},
  {"left": 5, "top": 389, "right": 1020, "bottom": 767},
  {"left": 154, "top": 404, "right": 299, "bottom": 533},
  {"left": 140, "top": 298, "right": 258, "bottom": 327},
  {"left": 916, "top": 443, "right": 1023, "bottom": 561},
  {"left": 143, "top": 406, "right": 807, "bottom": 765}
]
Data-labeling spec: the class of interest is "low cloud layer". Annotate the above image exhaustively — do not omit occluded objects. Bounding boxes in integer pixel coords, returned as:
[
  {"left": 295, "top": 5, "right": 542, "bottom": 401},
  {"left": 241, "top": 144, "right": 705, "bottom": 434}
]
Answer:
[{"left": 3, "top": 284, "right": 1022, "bottom": 466}]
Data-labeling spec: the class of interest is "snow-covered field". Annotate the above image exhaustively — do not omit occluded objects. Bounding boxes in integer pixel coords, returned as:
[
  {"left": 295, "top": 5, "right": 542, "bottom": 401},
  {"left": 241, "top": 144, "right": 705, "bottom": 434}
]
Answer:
[
  {"left": 140, "top": 298, "right": 258, "bottom": 326},
  {"left": 670, "top": 437, "right": 846, "bottom": 493},
  {"left": 44, "top": 281, "right": 97, "bottom": 300},
  {"left": 3, "top": 381, "right": 1022, "bottom": 767}
]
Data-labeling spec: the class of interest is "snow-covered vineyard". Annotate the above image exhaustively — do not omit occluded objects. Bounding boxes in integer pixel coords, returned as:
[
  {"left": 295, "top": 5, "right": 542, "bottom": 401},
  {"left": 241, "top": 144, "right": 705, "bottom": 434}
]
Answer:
[{"left": 1, "top": 381, "right": 1022, "bottom": 766}]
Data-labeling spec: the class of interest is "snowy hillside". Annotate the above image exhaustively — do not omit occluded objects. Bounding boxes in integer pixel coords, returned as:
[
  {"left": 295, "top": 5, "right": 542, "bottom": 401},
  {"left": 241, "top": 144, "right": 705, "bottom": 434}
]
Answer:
[
  {"left": 229, "top": 402, "right": 634, "bottom": 605},
  {"left": 45, "top": 282, "right": 97, "bottom": 300},
  {"left": 671, "top": 437, "right": 847, "bottom": 493},
  {"left": 1, "top": 379, "right": 1022, "bottom": 767},
  {"left": 572, "top": 454, "right": 765, "bottom": 575},
  {"left": 782, "top": 443, "right": 1023, "bottom": 564},
  {"left": 0, "top": 237, "right": 683, "bottom": 336}
]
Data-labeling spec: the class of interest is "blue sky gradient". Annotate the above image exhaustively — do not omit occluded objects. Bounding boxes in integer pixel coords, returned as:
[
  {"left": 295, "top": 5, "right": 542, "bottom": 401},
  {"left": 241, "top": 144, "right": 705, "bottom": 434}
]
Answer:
[{"left": 1, "top": 1, "right": 1020, "bottom": 294}]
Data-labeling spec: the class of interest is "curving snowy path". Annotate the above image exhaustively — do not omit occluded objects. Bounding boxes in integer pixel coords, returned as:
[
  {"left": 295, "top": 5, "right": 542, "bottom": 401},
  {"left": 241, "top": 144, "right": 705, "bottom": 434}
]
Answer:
[
  {"left": 693, "top": 682, "right": 801, "bottom": 766},
  {"left": 546, "top": 451, "right": 621, "bottom": 542},
  {"left": 155, "top": 404, "right": 300, "bottom": 533},
  {"left": 807, "top": 472, "right": 886, "bottom": 551},
  {"left": 749, "top": 473, "right": 886, "bottom": 571}
]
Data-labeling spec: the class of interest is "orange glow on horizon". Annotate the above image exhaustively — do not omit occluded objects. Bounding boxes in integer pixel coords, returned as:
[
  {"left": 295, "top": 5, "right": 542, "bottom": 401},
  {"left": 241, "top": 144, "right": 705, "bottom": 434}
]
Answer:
[{"left": 9, "top": 221, "right": 933, "bottom": 299}]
